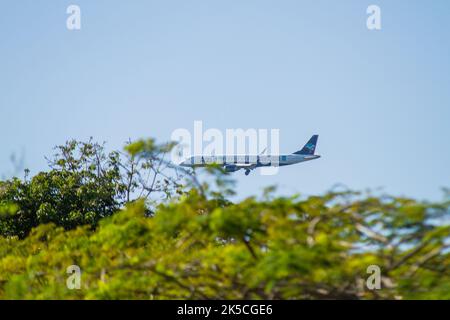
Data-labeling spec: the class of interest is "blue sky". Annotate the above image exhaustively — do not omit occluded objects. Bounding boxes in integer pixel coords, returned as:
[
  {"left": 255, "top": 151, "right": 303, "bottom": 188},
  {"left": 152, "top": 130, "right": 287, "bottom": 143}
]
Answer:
[{"left": 1, "top": 1, "right": 449, "bottom": 200}]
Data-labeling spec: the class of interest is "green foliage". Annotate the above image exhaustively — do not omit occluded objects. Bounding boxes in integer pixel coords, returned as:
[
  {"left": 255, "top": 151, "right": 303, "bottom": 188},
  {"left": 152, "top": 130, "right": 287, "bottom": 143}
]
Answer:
[
  {"left": 0, "top": 190, "right": 448, "bottom": 299},
  {"left": 1, "top": 138, "right": 448, "bottom": 299},
  {"left": 0, "top": 202, "right": 18, "bottom": 218},
  {"left": 0, "top": 138, "right": 188, "bottom": 238},
  {"left": 0, "top": 140, "right": 124, "bottom": 238}
]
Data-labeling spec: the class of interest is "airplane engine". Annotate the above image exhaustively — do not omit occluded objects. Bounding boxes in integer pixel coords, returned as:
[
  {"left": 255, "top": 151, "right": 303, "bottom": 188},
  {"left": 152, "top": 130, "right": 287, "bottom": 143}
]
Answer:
[{"left": 224, "top": 165, "right": 240, "bottom": 172}]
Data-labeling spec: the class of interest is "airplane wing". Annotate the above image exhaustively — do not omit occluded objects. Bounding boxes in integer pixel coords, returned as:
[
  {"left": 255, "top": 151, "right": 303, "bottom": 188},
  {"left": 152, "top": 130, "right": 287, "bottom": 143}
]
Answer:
[{"left": 233, "top": 163, "right": 257, "bottom": 169}]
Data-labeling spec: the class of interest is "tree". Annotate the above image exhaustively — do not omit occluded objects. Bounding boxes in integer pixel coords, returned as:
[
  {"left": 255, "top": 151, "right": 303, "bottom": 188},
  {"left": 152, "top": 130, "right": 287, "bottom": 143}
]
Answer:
[
  {"left": 0, "top": 189, "right": 448, "bottom": 299},
  {"left": 1, "top": 138, "right": 449, "bottom": 299},
  {"left": 0, "top": 140, "right": 124, "bottom": 238},
  {"left": 0, "top": 138, "right": 187, "bottom": 238}
]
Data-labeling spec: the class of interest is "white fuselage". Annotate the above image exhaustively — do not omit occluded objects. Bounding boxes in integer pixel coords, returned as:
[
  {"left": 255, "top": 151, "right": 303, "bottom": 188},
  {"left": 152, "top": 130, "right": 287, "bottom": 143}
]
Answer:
[
  {"left": 178, "top": 134, "right": 320, "bottom": 174},
  {"left": 179, "top": 154, "right": 320, "bottom": 169}
]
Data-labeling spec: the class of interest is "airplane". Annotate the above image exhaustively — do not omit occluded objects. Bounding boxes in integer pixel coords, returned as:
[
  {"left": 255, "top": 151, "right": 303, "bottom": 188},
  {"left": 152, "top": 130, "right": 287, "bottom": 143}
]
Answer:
[{"left": 178, "top": 135, "right": 320, "bottom": 175}]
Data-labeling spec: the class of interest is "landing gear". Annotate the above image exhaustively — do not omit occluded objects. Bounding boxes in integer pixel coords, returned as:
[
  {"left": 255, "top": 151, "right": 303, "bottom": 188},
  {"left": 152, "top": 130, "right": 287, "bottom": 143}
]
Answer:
[{"left": 245, "top": 169, "right": 251, "bottom": 176}]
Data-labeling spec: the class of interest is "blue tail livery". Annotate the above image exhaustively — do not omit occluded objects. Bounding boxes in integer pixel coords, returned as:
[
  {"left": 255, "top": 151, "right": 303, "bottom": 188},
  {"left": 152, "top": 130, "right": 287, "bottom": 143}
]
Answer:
[{"left": 293, "top": 135, "right": 319, "bottom": 155}]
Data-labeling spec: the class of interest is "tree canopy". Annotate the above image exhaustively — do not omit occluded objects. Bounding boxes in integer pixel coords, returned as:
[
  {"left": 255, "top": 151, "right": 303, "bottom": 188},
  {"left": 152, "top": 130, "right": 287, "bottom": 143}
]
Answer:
[{"left": 0, "top": 139, "right": 449, "bottom": 299}]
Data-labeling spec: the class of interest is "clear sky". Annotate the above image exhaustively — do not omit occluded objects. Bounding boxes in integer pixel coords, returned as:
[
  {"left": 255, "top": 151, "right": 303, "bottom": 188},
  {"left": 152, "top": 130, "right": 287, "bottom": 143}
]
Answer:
[{"left": 1, "top": 0, "right": 449, "bottom": 200}]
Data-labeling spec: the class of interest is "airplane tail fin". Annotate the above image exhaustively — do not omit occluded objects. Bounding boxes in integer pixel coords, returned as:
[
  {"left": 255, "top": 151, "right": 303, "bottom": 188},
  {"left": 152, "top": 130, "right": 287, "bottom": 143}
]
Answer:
[{"left": 293, "top": 135, "right": 319, "bottom": 155}]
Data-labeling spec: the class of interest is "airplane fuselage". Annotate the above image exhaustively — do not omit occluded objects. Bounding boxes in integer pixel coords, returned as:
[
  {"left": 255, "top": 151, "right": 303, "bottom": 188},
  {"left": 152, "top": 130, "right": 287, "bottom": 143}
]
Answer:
[
  {"left": 178, "top": 135, "right": 321, "bottom": 175},
  {"left": 179, "top": 154, "right": 320, "bottom": 173}
]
